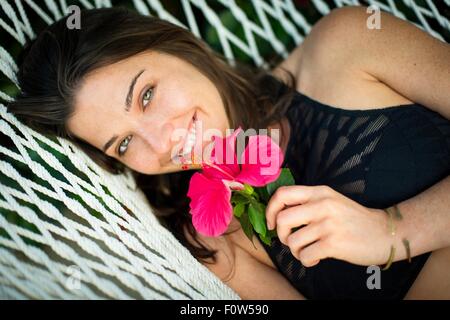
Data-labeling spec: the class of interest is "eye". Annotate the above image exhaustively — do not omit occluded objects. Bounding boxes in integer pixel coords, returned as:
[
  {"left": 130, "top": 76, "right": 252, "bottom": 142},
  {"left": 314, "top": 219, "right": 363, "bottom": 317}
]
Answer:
[
  {"left": 118, "top": 135, "right": 132, "bottom": 156},
  {"left": 142, "top": 86, "right": 154, "bottom": 110}
]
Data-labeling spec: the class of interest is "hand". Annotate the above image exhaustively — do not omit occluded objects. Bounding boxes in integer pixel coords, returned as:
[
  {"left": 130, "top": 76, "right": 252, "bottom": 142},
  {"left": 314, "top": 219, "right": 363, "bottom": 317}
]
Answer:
[{"left": 265, "top": 185, "right": 395, "bottom": 268}]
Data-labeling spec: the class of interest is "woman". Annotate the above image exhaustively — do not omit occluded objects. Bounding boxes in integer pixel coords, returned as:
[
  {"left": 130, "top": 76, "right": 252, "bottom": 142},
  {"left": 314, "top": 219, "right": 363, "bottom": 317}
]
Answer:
[{"left": 7, "top": 6, "right": 450, "bottom": 299}]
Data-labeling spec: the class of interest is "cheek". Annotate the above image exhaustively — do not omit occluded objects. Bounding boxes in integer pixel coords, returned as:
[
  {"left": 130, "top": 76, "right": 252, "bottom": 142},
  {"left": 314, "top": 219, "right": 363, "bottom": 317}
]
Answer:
[
  {"left": 166, "top": 71, "right": 214, "bottom": 109},
  {"left": 199, "top": 83, "right": 228, "bottom": 126},
  {"left": 161, "top": 80, "right": 195, "bottom": 109},
  {"left": 124, "top": 143, "right": 161, "bottom": 174}
]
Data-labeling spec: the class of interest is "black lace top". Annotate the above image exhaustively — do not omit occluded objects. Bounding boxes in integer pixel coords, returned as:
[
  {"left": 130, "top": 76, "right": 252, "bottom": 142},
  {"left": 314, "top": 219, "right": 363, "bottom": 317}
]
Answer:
[{"left": 259, "top": 74, "right": 450, "bottom": 299}]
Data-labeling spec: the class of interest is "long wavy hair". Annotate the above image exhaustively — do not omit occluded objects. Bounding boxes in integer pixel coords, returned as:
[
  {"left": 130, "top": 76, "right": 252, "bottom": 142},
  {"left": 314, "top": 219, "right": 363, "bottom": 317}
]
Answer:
[{"left": 7, "top": 7, "right": 297, "bottom": 272}]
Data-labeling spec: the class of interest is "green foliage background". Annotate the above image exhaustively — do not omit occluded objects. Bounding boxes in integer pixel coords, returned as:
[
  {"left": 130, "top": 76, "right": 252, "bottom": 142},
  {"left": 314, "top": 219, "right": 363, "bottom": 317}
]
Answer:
[{"left": 1, "top": 0, "right": 449, "bottom": 97}]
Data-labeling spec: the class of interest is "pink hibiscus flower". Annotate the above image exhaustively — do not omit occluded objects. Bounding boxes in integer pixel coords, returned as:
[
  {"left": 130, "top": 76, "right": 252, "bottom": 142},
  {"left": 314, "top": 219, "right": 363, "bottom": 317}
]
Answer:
[{"left": 186, "top": 126, "right": 283, "bottom": 237}]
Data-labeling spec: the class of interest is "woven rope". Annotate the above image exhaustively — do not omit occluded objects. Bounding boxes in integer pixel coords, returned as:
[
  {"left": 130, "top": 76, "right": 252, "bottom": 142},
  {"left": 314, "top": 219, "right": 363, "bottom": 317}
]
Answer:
[{"left": 0, "top": 0, "right": 448, "bottom": 299}]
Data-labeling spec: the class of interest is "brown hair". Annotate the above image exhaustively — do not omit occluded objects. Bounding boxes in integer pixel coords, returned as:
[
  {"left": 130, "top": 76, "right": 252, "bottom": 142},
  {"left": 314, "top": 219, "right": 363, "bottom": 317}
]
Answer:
[{"left": 7, "top": 7, "right": 297, "bottom": 271}]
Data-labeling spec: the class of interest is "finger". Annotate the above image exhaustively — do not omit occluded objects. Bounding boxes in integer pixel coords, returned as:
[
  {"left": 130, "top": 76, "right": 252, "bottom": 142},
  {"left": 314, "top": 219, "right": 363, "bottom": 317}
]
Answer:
[
  {"left": 266, "top": 185, "right": 330, "bottom": 230},
  {"left": 285, "top": 221, "right": 325, "bottom": 256},
  {"left": 298, "top": 237, "right": 332, "bottom": 267},
  {"left": 308, "top": 259, "right": 320, "bottom": 267},
  {"left": 276, "top": 202, "right": 325, "bottom": 245}
]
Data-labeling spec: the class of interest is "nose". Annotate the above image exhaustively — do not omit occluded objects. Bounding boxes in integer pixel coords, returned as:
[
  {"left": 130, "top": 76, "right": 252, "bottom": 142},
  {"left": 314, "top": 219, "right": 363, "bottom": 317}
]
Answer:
[{"left": 137, "top": 121, "right": 175, "bottom": 155}]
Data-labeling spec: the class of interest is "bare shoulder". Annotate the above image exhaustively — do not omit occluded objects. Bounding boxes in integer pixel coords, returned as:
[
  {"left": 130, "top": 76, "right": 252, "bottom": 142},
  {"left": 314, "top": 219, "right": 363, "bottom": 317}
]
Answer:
[
  {"left": 301, "top": 5, "right": 443, "bottom": 72},
  {"left": 270, "top": 42, "right": 304, "bottom": 85},
  {"left": 270, "top": 6, "right": 371, "bottom": 86},
  {"left": 183, "top": 225, "right": 305, "bottom": 299},
  {"left": 299, "top": 6, "right": 369, "bottom": 69},
  {"left": 287, "top": 6, "right": 425, "bottom": 109}
]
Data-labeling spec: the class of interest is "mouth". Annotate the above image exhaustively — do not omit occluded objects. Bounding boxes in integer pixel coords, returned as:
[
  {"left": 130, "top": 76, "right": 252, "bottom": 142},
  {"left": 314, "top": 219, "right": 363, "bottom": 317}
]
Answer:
[{"left": 177, "top": 111, "right": 198, "bottom": 160}]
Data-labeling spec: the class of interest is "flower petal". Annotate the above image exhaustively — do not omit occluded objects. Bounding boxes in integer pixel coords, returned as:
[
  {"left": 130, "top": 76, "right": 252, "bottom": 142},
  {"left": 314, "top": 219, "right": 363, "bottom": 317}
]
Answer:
[
  {"left": 203, "top": 127, "right": 243, "bottom": 180},
  {"left": 187, "top": 172, "right": 233, "bottom": 237},
  {"left": 236, "top": 134, "right": 283, "bottom": 186}
]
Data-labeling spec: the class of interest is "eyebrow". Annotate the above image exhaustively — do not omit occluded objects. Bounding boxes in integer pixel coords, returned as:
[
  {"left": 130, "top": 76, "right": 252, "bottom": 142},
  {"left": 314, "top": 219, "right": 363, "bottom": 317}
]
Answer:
[{"left": 102, "top": 69, "right": 146, "bottom": 154}]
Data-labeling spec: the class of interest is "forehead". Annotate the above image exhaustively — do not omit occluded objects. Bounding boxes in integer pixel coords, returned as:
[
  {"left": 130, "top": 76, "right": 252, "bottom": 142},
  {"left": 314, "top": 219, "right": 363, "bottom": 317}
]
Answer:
[
  {"left": 72, "top": 50, "right": 181, "bottom": 110},
  {"left": 81, "top": 50, "right": 154, "bottom": 88}
]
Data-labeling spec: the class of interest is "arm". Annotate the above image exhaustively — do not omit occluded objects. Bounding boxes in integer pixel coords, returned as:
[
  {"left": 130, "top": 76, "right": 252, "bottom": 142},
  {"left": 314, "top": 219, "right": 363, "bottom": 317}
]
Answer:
[
  {"left": 265, "top": 180, "right": 450, "bottom": 268},
  {"left": 322, "top": 6, "right": 450, "bottom": 259},
  {"left": 393, "top": 176, "right": 450, "bottom": 261},
  {"left": 264, "top": 7, "right": 450, "bottom": 267}
]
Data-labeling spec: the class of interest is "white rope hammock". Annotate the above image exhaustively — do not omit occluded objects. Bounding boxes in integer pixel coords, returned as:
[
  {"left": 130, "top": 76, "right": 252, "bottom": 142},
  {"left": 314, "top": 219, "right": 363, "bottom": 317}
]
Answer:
[{"left": 0, "top": 0, "right": 448, "bottom": 300}]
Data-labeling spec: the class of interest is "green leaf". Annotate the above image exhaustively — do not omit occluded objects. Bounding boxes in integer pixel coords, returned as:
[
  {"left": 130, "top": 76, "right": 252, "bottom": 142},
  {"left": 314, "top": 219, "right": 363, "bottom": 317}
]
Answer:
[
  {"left": 239, "top": 212, "right": 255, "bottom": 247},
  {"left": 259, "top": 233, "right": 272, "bottom": 246},
  {"left": 233, "top": 202, "right": 245, "bottom": 218},
  {"left": 243, "top": 184, "right": 254, "bottom": 195},
  {"left": 250, "top": 200, "right": 266, "bottom": 217},
  {"left": 231, "top": 193, "right": 249, "bottom": 205},
  {"left": 248, "top": 202, "right": 267, "bottom": 237},
  {"left": 254, "top": 186, "right": 269, "bottom": 203},
  {"left": 258, "top": 228, "right": 278, "bottom": 246},
  {"left": 266, "top": 168, "right": 295, "bottom": 197},
  {"left": 266, "top": 229, "right": 278, "bottom": 238}
]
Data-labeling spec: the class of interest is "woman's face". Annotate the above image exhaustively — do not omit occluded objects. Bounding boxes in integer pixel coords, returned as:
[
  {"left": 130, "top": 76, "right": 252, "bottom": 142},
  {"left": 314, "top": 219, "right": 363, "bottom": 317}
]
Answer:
[{"left": 67, "top": 50, "right": 230, "bottom": 174}]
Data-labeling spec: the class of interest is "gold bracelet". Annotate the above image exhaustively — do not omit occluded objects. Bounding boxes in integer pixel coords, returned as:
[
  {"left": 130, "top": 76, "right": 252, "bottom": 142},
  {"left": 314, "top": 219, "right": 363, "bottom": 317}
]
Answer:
[
  {"left": 403, "top": 238, "right": 412, "bottom": 263},
  {"left": 384, "top": 206, "right": 396, "bottom": 236},
  {"left": 392, "top": 204, "right": 403, "bottom": 221},
  {"left": 383, "top": 205, "right": 412, "bottom": 268},
  {"left": 382, "top": 245, "right": 396, "bottom": 271}
]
